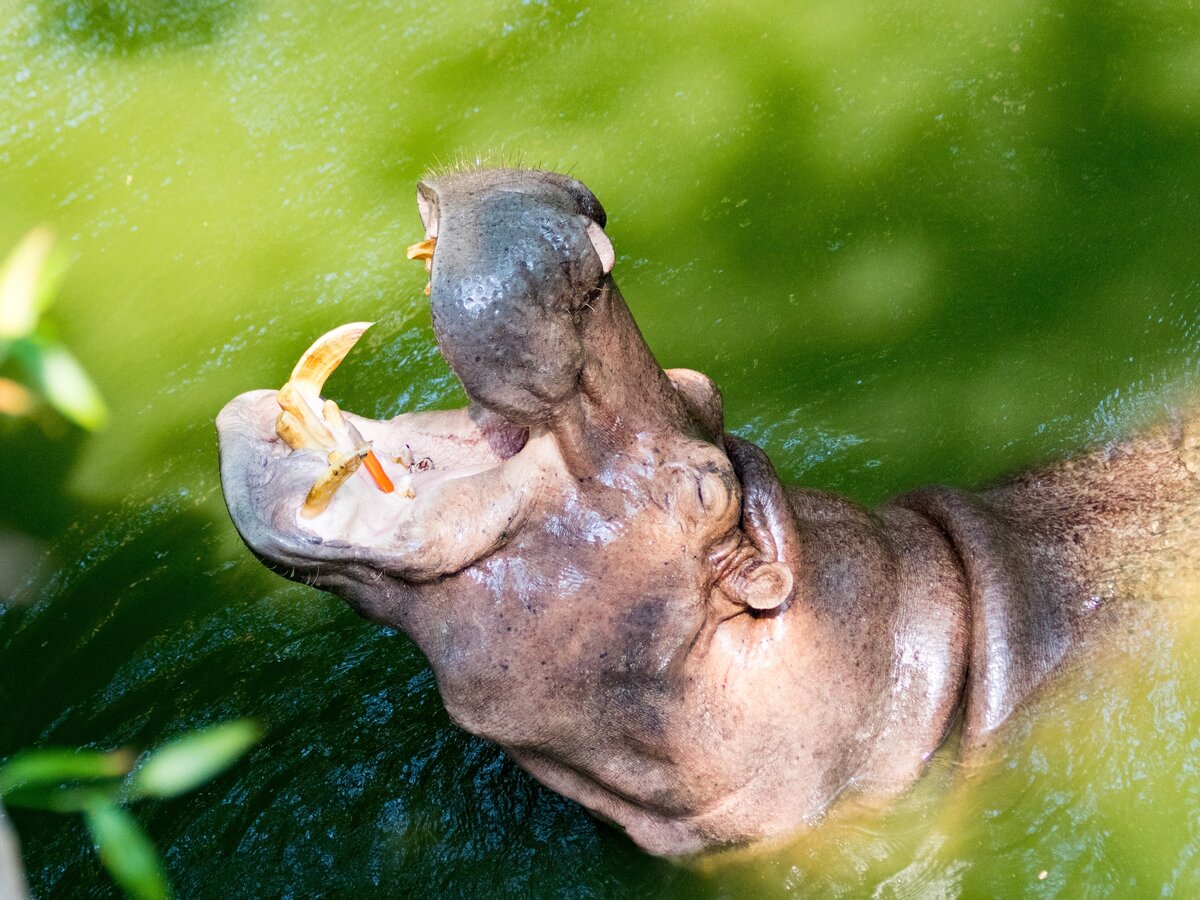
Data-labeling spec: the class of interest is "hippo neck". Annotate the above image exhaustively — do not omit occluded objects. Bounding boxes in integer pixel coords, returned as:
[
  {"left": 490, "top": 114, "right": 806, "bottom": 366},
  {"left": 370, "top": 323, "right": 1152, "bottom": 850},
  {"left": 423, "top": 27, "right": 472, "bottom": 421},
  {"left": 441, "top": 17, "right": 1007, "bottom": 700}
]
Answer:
[
  {"left": 777, "top": 488, "right": 971, "bottom": 798},
  {"left": 550, "top": 279, "right": 703, "bottom": 474}
]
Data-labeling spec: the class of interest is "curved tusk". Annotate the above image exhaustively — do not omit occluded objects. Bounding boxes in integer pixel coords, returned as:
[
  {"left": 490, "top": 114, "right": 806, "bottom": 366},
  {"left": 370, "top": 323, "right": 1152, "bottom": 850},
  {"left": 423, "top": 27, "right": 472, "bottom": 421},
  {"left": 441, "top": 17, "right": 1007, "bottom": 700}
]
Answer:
[{"left": 289, "top": 321, "right": 374, "bottom": 399}]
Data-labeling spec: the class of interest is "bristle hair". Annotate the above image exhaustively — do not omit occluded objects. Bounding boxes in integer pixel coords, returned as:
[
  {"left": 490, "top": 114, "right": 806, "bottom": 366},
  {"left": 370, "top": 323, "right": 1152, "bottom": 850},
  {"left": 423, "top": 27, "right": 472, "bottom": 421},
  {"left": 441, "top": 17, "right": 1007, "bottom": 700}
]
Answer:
[{"left": 423, "top": 148, "right": 576, "bottom": 180}]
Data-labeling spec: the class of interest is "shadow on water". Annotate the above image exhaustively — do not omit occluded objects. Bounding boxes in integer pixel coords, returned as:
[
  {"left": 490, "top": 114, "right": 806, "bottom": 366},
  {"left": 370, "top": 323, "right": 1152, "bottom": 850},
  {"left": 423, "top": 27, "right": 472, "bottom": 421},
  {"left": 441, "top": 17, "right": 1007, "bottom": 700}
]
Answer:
[
  {"left": 41, "top": 0, "right": 245, "bottom": 54},
  {"left": 0, "top": 452, "right": 675, "bottom": 897}
]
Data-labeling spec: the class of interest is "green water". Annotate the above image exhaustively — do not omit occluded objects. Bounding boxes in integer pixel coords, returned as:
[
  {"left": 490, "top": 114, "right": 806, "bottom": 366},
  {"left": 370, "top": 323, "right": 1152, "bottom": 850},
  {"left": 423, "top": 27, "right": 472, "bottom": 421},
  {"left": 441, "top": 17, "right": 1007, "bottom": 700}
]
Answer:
[{"left": 2, "top": 0, "right": 1199, "bottom": 895}]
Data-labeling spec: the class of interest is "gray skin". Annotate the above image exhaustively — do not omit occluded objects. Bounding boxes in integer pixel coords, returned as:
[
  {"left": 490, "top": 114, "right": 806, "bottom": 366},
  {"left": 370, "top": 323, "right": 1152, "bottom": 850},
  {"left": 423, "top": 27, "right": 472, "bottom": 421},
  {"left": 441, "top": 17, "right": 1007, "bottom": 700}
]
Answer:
[{"left": 217, "top": 168, "right": 1200, "bottom": 856}]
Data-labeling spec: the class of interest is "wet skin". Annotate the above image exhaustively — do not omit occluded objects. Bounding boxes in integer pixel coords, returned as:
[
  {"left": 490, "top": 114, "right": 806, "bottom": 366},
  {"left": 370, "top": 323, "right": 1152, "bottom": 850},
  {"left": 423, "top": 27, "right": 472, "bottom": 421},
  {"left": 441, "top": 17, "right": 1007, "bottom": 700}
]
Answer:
[{"left": 217, "top": 168, "right": 1200, "bottom": 856}]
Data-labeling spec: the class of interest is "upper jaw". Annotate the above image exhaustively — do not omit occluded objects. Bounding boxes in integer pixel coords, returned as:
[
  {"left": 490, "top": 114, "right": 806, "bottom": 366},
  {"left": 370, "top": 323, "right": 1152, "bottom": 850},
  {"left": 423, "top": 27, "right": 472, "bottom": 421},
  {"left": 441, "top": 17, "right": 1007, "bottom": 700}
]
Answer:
[{"left": 415, "top": 200, "right": 591, "bottom": 431}]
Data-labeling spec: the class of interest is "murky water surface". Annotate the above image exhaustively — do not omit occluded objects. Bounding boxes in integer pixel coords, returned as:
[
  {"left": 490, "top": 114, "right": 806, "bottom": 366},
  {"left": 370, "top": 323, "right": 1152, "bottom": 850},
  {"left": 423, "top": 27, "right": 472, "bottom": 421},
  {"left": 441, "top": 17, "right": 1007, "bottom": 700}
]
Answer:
[{"left": 2, "top": 0, "right": 1199, "bottom": 895}]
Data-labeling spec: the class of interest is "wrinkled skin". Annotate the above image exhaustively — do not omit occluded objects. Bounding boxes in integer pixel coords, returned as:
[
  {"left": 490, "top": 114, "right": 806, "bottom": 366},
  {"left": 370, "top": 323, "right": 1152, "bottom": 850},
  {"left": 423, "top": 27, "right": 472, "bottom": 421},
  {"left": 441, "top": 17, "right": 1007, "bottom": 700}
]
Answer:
[{"left": 217, "top": 168, "right": 1200, "bottom": 856}]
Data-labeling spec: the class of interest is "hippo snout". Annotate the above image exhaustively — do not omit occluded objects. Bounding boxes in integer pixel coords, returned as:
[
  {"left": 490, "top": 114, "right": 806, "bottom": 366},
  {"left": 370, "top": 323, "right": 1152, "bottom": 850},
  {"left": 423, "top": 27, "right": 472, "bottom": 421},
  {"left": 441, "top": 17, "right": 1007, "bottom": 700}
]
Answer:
[{"left": 417, "top": 170, "right": 614, "bottom": 426}]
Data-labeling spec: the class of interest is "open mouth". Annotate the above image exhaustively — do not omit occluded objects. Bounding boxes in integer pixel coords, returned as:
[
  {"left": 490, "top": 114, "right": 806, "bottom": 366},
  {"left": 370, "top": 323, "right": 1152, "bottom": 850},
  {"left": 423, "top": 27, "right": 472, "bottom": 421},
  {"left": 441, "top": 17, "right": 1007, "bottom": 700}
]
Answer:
[
  {"left": 270, "top": 309, "right": 529, "bottom": 530},
  {"left": 217, "top": 170, "right": 751, "bottom": 593},
  {"left": 231, "top": 173, "right": 617, "bottom": 565}
]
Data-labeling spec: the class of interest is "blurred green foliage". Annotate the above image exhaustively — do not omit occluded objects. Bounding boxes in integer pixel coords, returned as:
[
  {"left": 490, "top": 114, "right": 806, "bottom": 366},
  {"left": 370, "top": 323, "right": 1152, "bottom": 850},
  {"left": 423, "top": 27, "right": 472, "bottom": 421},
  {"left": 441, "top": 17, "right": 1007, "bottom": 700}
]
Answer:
[
  {"left": 0, "top": 721, "right": 259, "bottom": 899},
  {"left": 0, "top": 228, "right": 108, "bottom": 432}
]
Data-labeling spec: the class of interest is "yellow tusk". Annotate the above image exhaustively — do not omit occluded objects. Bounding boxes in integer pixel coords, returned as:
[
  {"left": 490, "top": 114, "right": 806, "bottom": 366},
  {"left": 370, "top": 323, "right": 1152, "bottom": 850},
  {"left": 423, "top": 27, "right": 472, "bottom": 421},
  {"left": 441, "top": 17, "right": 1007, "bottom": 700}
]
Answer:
[
  {"left": 301, "top": 449, "right": 365, "bottom": 518},
  {"left": 288, "top": 321, "right": 373, "bottom": 399},
  {"left": 275, "top": 409, "right": 327, "bottom": 450},
  {"left": 407, "top": 238, "right": 436, "bottom": 296},
  {"left": 323, "top": 398, "right": 346, "bottom": 430},
  {"left": 406, "top": 237, "right": 436, "bottom": 261},
  {"left": 276, "top": 381, "right": 337, "bottom": 447}
]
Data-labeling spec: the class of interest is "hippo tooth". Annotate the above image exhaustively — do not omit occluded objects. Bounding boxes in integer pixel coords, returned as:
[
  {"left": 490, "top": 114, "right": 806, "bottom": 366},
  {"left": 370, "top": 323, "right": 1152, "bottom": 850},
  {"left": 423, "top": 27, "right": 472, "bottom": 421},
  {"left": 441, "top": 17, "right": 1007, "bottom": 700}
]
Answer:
[
  {"left": 301, "top": 447, "right": 366, "bottom": 519},
  {"left": 405, "top": 237, "right": 436, "bottom": 262},
  {"left": 275, "top": 323, "right": 403, "bottom": 506},
  {"left": 288, "top": 321, "right": 374, "bottom": 401},
  {"left": 276, "top": 382, "right": 337, "bottom": 449},
  {"left": 275, "top": 408, "right": 328, "bottom": 451},
  {"left": 323, "top": 398, "right": 346, "bottom": 430},
  {"left": 406, "top": 237, "right": 436, "bottom": 295}
]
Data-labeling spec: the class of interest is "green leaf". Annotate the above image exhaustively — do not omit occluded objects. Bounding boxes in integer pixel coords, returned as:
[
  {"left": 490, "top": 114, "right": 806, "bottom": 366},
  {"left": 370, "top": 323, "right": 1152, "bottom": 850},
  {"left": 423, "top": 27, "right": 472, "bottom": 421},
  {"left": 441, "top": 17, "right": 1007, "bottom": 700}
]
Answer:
[
  {"left": 21, "top": 337, "right": 108, "bottom": 431},
  {"left": 84, "top": 803, "right": 169, "bottom": 900},
  {"left": 3, "top": 783, "right": 116, "bottom": 813},
  {"left": 0, "top": 227, "right": 63, "bottom": 340},
  {"left": 0, "top": 748, "right": 134, "bottom": 795},
  {"left": 128, "top": 720, "right": 261, "bottom": 800}
]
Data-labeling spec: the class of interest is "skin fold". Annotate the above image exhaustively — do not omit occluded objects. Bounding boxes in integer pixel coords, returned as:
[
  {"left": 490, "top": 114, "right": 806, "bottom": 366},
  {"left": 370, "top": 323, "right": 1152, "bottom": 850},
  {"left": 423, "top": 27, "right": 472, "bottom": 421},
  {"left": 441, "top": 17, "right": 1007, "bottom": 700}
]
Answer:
[{"left": 216, "top": 167, "right": 1200, "bottom": 856}]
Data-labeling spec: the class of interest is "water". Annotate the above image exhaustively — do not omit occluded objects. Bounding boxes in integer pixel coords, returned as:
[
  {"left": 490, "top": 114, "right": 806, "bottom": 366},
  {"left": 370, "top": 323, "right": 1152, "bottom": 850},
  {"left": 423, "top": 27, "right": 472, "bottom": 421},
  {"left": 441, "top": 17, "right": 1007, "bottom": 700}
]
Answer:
[{"left": 2, "top": 0, "right": 1199, "bottom": 895}]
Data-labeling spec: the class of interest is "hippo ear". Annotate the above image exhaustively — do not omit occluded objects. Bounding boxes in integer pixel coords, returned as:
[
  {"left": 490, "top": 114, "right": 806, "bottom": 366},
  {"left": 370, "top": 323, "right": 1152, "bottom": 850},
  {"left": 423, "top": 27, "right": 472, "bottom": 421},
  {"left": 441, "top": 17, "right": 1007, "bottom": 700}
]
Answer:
[
  {"left": 717, "top": 434, "right": 801, "bottom": 614},
  {"left": 725, "top": 559, "right": 793, "bottom": 611},
  {"left": 586, "top": 219, "right": 614, "bottom": 275}
]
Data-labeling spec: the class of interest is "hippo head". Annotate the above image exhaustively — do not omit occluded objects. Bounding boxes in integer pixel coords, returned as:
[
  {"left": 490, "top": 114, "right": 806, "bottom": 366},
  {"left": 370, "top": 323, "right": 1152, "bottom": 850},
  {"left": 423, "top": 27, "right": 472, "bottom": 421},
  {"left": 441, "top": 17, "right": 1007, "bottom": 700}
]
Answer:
[
  {"left": 219, "top": 166, "right": 793, "bottom": 602},
  {"left": 217, "top": 168, "right": 967, "bottom": 855}
]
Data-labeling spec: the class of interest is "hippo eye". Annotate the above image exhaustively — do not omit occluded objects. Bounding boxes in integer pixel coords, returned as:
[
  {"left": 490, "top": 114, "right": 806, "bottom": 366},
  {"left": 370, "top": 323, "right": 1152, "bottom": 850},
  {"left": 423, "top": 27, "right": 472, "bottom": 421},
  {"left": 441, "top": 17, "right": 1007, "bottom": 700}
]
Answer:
[
  {"left": 694, "top": 469, "right": 734, "bottom": 518},
  {"left": 665, "top": 462, "right": 736, "bottom": 526}
]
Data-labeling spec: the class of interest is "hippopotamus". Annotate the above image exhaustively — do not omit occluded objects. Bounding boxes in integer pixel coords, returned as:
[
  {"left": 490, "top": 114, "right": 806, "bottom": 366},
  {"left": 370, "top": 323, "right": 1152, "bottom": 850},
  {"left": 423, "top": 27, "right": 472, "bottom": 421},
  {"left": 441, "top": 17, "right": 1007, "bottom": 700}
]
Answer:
[{"left": 216, "top": 167, "right": 1200, "bottom": 856}]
